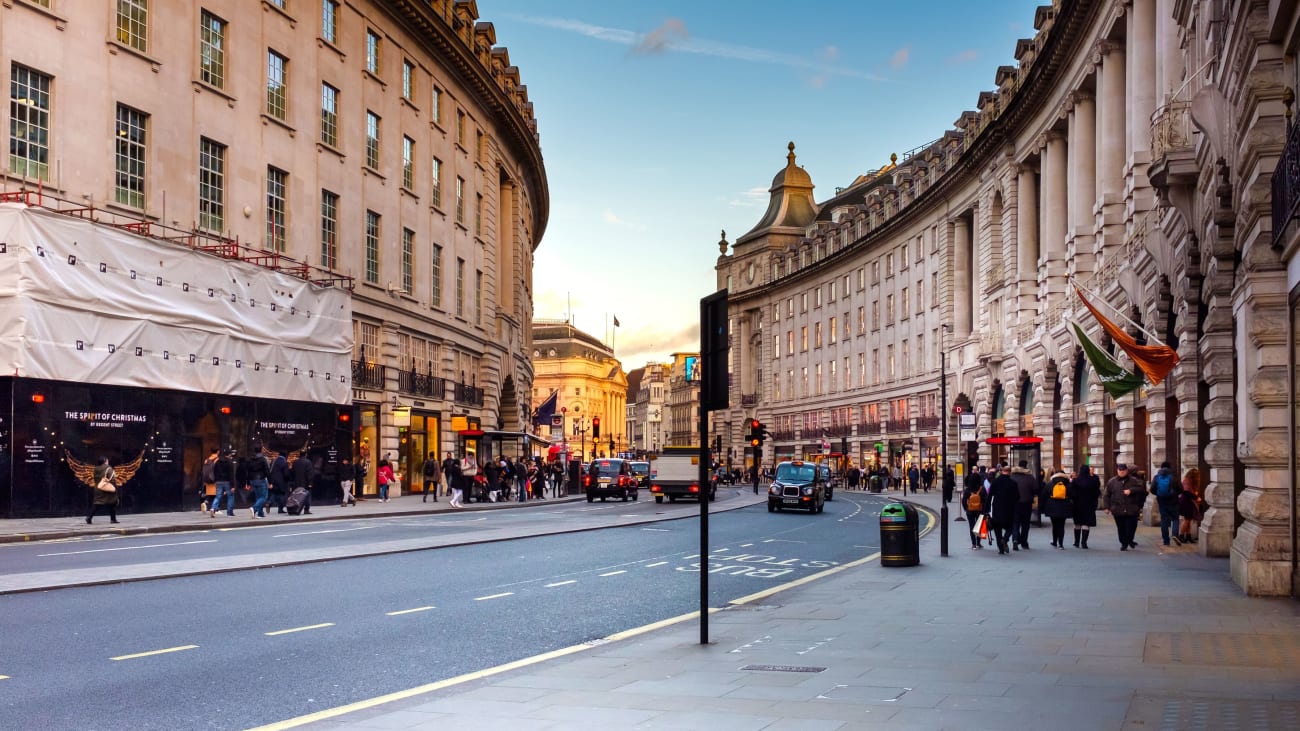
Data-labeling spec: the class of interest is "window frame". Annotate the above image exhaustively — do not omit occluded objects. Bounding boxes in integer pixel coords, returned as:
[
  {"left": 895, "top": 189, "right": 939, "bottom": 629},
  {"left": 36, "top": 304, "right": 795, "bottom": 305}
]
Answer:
[
  {"left": 8, "top": 63, "right": 51, "bottom": 181},
  {"left": 364, "top": 210, "right": 381, "bottom": 284},
  {"left": 199, "top": 10, "right": 226, "bottom": 90},
  {"left": 320, "top": 82, "right": 338, "bottom": 147},
  {"left": 320, "top": 189, "right": 338, "bottom": 269},
  {"left": 113, "top": 103, "right": 147, "bottom": 209},
  {"left": 265, "top": 166, "right": 287, "bottom": 252},
  {"left": 266, "top": 49, "right": 288, "bottom": 121},
  {"left": 198, "top": 136, "right": 226, "bottom": 232}
]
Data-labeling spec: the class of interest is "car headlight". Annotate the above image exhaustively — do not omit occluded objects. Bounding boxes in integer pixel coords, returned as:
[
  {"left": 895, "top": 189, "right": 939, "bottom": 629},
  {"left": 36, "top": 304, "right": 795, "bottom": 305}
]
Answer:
[
  {"left": 802, "top": 486, "right": 814, "bottom": 496},
  {"left": 768, "top": 485, "right": 780, "bottom": 495}
]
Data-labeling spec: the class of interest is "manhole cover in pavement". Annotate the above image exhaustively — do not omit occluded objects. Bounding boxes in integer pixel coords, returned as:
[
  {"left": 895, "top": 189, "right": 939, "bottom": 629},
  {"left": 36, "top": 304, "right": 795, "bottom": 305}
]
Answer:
[
  {"left": 1125, "top": 695, "right": 1300, "bottom": 731},
  {"left": 1144, "top": 632, "right": 1300, "bottom": 668},
  {"left": 740, "top": 664, "right": 826, "bottom": 673}
]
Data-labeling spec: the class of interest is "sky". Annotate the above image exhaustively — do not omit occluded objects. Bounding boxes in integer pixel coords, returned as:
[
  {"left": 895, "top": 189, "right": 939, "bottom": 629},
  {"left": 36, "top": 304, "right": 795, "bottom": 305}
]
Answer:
[{"left": 484, "top": 1, "right": 1043, "bottom": 370}]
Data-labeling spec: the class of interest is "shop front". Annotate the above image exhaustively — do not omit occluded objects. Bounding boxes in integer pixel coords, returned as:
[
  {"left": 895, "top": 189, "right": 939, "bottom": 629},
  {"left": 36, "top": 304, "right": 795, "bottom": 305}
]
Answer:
[{"left": 395, "top": 408, "right": 440, "bottom": 497}]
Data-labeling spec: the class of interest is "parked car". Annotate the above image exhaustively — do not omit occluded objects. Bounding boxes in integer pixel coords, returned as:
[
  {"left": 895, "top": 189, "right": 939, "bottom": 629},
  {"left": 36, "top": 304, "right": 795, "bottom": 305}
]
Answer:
[
  {"left": 767, "top": 460, "right": 826, "bottom": 514},
  {"left": 630, "top": 460, "right": 651, "bottom": 488},
  {"left": 584, "top": 458, "right": 638, "bottom": 502}
]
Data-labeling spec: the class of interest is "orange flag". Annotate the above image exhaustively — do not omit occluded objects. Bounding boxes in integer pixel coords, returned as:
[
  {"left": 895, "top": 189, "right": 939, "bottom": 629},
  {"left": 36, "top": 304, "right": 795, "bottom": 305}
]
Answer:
[{"left": 1075, "top": 286, "right": 1180, "bottom": 386}]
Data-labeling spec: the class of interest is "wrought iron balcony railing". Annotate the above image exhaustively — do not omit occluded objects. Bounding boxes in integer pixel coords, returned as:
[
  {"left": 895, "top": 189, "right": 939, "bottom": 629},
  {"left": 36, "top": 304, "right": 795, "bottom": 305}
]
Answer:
[
  {"left": 351, "top": 360, "right": 386, "bottom": 390},
  {"left": 1150, "top": 101, "right": 1193, "bottom": 161},
  {"left": 453, "top": 381, "right": 484, "bottom": 406},
  {"left": 1272, "top": 116, "right": 1300, "bottom": 248}
]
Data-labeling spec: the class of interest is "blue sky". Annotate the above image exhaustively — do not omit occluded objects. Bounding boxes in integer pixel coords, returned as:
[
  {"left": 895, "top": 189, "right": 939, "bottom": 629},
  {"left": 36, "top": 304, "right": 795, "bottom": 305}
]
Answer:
[{"left": 485, "top": 1, "right": 1042, "bottom": 369}]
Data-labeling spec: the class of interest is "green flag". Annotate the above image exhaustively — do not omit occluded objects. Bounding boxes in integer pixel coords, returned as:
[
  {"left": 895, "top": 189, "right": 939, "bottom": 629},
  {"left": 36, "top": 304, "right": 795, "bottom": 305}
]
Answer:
[{"left": 1070, "top": 322, "right": 1145, "bottom": 399}]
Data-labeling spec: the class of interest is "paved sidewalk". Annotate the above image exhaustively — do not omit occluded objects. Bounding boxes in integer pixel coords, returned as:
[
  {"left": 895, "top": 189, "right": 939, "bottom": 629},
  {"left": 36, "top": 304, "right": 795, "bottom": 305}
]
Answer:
[{"left": 259, "top": 488, "right": 1300, "bottom": 731}]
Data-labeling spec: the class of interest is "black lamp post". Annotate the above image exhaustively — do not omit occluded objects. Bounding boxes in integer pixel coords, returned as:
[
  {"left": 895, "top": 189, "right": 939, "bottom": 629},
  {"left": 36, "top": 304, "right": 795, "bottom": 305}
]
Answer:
[{"left": 940, "top": 323, "right": 952, "bottom": 557}]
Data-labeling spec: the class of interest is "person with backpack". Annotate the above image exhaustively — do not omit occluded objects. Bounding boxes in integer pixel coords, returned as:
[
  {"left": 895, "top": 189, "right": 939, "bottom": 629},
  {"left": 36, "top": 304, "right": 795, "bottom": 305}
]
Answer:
[
  {"left": 961, "top": 469, "right": 989, "bottom": 549},
  {"left": 422, "top": 451, "right": 441, "bottom": 503},
  {"left": 375, "top": 457, "right": 394, "bottom": 503},
  {"left": 1042, "top": 468, "right": 1074, "bottom": 549},
  {"left": 210, "top": 449, "right": 237, "bottom": 517},
  {"left": 1150, "top": 461, "right": 1181, "bottom": 546},
  {"left": 1069, "top": 464, "right": 1101, "bottom": 548},
  {"left": 245, "top": 446, "right": 272, "bottom": 518}
]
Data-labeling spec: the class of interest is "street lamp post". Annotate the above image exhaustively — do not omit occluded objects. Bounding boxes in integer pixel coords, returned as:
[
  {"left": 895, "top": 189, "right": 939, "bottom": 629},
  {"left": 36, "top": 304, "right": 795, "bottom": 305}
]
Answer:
[{"left": 940, "top": 323, "right": 952, "bottom": 557}]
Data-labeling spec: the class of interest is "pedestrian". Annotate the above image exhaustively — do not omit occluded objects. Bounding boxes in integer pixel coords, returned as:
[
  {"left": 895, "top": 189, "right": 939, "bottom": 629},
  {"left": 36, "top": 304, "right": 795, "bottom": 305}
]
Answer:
[
  {"left": 201, "top": 448, "right": 218, "bottom": 512},
  {"left": 376, "top": 457, "right": 394, "bottom": 503},
  {"left": 1177, "top": 467, "right": 1202, "bottom": 544},
  {"left": 1009, "top": 460, "right": 1038, "bottom": 550},
  {"left": 85, "top": 456, "right": 120, "bottom": 524},
  {"left": 1042, "top": 468, "right": 1073, "bottom": 549},
  {"left": 942, "top": 466, "right": 956, "bottom": 504},
  {"left": 922, "top": 464, "right": 934, "bottom": 493},
  {"left": 961, "top": 470, "right": 988, "bottom": 549},
  {"left": 893, "top": 464, "right": 903, "bottom": 494},
  {"left": 987, "top": 463, "right": 1019, "bottom": 554},
  {"left": 1103, "top": 463, "right": 1147, "bottom": 551},
  {"left": 290, "top": 455, "right": 316, "bottom": 514},
  {"left": 210, "top": 449, "right": 237, "bottom": 517},
  {"left": 1150, "top": 461, "right": 1181, "bottom": 546},
  {"left": 268, "top": 452, "right": 291, "bottom": 514},
  {"left": 908, "top": 464, "right": 920, "bottom": 495},
  {"left": 442, "top": 451, "right": 458, "bottom": 499},
  {"left": 245, "top": 445, "right": 271, "bottom": 518},
  {"left": 452, "top": 452, "right": 476, "bottom": 507},
  {"left": 339, "top": 456, "right": 358, "bottom": 506},
  {"left": 1069, "top": 464, "right": 1101, "bottom": 548},
  {"left": 422, "top": 450, "right": 441, "bottom": 503},
  {"left": 515, "top": 457, "right": 529, "bottom": 502}
]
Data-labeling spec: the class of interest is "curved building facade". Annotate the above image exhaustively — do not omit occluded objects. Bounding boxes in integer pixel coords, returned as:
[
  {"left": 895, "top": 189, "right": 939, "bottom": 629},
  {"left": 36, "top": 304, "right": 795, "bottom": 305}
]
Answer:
[
  {"left": 2, "top": 0, "right": 547, "bottom": 507},
  {"left": 718, "top": 0, "right": 1299, "bottom": 595}
]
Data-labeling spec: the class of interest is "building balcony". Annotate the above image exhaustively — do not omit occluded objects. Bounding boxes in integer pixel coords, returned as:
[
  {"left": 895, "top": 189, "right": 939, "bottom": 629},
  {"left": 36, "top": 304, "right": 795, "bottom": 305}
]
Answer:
[
  {"left": 1150, "top": 101, "right": 1194, "bottom": 162},
  {"left": 1273, "top": 117, "right": 1300, "bottom": 248},
  {"left": 398, "top": 368, "right": 445, "bottom": 399},
  {"left": 740, "top": 393, "right": 758, "bottom": 407},
  {"left": 453, "top": 382, "right": 484, "bottom": 406},
  {"left": 1148, "top": 101, "right": 1200, "bottom": 223},
  {"left": 886, "top": 419, "right": 910, "bottom": 433},
  {"left": 916, "top": 415, "right": 941, "bottom": 430},
  {"left": 825, "top": 424, "right": 853, "bottom": 437},
  {"left": 352, "top": 360, "right": 386, "bottom": 391}
]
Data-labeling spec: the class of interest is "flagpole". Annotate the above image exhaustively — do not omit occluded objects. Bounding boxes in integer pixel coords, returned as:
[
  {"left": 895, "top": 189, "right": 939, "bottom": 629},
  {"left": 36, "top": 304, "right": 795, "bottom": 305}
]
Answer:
[{"left": 1071, "top": 279, "right": 1167, "bottom": 347}]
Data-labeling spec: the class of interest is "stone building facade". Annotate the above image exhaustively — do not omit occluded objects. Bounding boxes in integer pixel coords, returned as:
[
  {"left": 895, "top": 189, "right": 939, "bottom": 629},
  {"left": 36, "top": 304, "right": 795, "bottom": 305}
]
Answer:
[
  {"left": 2, "top": 0, "right": 548, "bottom": 497},
  {"left": 625, "top": 362, "right": 669, "bottom": 457},
  {"left": 717, "top": 0, "right": 1300, "bottom": 596},
  {"left": 529, "top": 321, "right": 627, "bottom": 461}
]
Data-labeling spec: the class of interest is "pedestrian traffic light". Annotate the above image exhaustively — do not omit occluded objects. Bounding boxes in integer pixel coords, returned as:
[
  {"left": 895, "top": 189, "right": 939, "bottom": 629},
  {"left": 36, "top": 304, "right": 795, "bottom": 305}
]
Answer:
[
  {"left": 592, "top": 416, "right": 601, "bottom": 438},
  {"left": 608, "top": 437, "right": 615, "bottom": 453}
]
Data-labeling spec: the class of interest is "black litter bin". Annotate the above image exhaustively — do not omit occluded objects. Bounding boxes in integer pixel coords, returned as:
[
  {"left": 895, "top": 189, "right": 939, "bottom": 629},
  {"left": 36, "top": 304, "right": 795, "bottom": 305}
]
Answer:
[{"left": 880, "top": 502, "right": 920, "bottom": 566}]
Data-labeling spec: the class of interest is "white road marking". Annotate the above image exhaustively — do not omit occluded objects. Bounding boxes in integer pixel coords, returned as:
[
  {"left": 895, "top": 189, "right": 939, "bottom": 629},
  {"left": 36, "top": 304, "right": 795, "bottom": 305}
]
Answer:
[
  {"left": 640, "top": 527, "right": 669, "bottom": 532},
  {"left": 111, "top": 644, "right": 199, "bottom": 661},
  {"left": 739, "top": 543, "right": 754, "bottom": 547},
  {"left": 474, "top": 592, "right": 514, "bottom": 601},
  {"left": 644, "top": 561, "right": 668, "bottom": 568},
  {"left": 272, "top": 526, "right": 375, "bottom": 538},
  {"left": 545, "top": 580, "right": 576, "bottom": 587},
  {"left": 38, "top": 539, "right": 216, "bottom": 557},
  {"left": 0, "top": 675, "right": 9, "bottom": 680},
  {"left": 386, "top": 606, "right": 435, "bottom": 616},
  {"left": 265, "top": 623, "right": 334, "bottom": 636},
  {"left": 599, "top": 570, "right": 626, "bottom": 577}
]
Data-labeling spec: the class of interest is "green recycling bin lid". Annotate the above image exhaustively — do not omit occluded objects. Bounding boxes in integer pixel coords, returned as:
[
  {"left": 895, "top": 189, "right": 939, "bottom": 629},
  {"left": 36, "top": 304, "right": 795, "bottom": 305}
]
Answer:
[{"left": 881, "top": 503, "right": 907, "bottom": 522}]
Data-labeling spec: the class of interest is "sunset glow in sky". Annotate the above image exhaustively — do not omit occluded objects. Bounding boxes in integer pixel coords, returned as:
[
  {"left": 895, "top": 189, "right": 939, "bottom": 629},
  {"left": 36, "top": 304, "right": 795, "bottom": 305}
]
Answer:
[{"left": 486, "top": 1, "right": 1042, "bottom": 368}]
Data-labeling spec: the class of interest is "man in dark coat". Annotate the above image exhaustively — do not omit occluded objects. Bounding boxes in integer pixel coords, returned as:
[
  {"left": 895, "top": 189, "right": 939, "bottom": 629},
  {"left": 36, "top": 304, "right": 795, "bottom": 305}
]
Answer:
[
  {"left": 268, "top": 453, "right": 291, "bottom": 513},
  {"left": 1009, "top": 460, "right": 1039, "bottom": 550},
  {"left": 1104, "top": 463, "right": 1147, "bottom": 550},
  {"left": 987, "top": 464, "right": 1020, "bottom": 554}
]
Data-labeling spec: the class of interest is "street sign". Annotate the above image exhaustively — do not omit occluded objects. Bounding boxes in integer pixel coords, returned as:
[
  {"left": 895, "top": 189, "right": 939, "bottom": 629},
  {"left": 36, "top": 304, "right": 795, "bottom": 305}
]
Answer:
[
  {"left": 959, "top": 412, "right": 976, "bottom": 442},
  {"left": 551, "top": 414, "right": 563, "bottom": 427}
]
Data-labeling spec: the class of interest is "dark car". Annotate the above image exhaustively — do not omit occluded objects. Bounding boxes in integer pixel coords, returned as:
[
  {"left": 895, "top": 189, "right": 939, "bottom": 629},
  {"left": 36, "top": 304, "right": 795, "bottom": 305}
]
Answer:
[
  {"left": 584, "top": 458, "right": 638, "bottom": 502},
  {"left": 767, "top": 460, "right": 825, "bottom": 514},
  {"left": 630, "top": 461, "right": 651, "bottom": 488}
]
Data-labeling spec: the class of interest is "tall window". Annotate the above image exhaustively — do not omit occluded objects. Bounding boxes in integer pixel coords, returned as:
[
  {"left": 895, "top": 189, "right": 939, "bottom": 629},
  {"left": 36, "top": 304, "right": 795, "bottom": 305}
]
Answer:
[
  {"left": 475, "top": 270, "right": 483, "bottom": 323},
  {"left": 829, "top": 317, "right": 837, "bottom": 344},
  {"left": 932, "top": 272, "right": 939, "bottom": 305},
  {"left": 198, "top": 137, "right": 225, "bottom": 232},
  {"left": 401, "top": 60, "right": 414, "bottom": 100},
  {"left": 116, "top": 0, "right": 148, "bottom": 52},
  {"left": 901, "top": 341, "right": 910, "bottom": 377},
  {"left": 401, "top": 136, "right": 414, "bottom": 189},
  {"left": 9, "top": 64, "right": 51, "bottom": 180},
  {"left": 114, "top": 104, "right": 147, "bottom": 209},
  {"left": 266, "top": 50, "right": 287, "bottom": 120},
  {"left": 431, "top": 86, "right": 443, "bottom": 125},
  {"left": 365, "top": 30, "right": 381, "bottom": 74},
  {"left": 320, "top": 190, "right": 338, "bottom": 269},
  {"left": 199, "top": 11, "right": 226, "bottom": 89},
  {"left": 320, "top": 83, "right": 338, "bottom": 147},
  {"left": 265, "top": 167, "right": 287, "bottom": 252},
  {"left": 475, "top": 193, "right": 483, "bottom": 236},
  {"left": 431, "top": 157, "right": 443, "bottom": 207},
  {"left": 455, "top": 176, "right": 465, "bottom": 224},
  {"left": 901, "top": 287, "right": 909, "bottom": 319},
  {"left": 455, "top": 110, "right": 465, "bottom": 145},
  {"left": 364, "top": 210, "right": 380, "bottom": 284},
  {"left": 431, "top": 243, "right": 443, "bottom": 307},
  {"left": 401, "top": 228, "right": 414, "bottom": 294},
  {"left": 888, "top": 345, "right": 895, "bottom": 380},
  {"left": 321, "top": 0, "right": 339, "bottom": 45},
  {"left": 455, "top": 257, "right": 465, "bottom": 317},
  {"left": 365, "top": 111, "right": 380, "bottom": 169}
]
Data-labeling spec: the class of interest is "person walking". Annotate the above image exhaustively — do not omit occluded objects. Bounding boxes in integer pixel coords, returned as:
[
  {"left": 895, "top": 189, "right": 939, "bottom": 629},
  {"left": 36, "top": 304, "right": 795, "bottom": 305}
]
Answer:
[
  {"left": 245, "top": 446, "right": 271, "bottom": 518},
  {"left": 1042, "top": 468, "right": 1073, "bottom": 549},
  {"left": 442, "top": 452, "right": 458, "bottom": 499},
  {"left": 514, "top": 457, "right": 529, "bottom": 503},
  {"left": 892, "top": 464, "right": 903, "bottom": 493},
  {"left": 908, "top": 464, "right": 921, "bottom": 495},
  {"left": 1009, "top": 460, "right": 1038, "bottom": 550},
  {"left": 453, "top": 452, "right": 476, "bottom": 508},
  {"left": 1069, "top": 464, "right": 1101, "bottom": 548},
  {"left": 338, "top": 456, "right": 358, "bottom": 506},
  {"left": 961, "top": 470, "right": 988, "bottom": 549},
  {"left": 1103, "top": 463, "right": 1147, "bottom": 551},
  {"left": 1177, "top": 467, "right": 1202, "bottom": 544},
  {"left": 86, "top": 456, "right": 120, "bottom": 524},
  {"left": 201, "top": 448, "right": 218, "bottom": 512},
  {"left": 290, "top": 455, "right": 316, "bottom": 514},
  {"left": 268, "top": 452, "right": 291, "bottom": 514},
  {"left": 376, "top": 457, "right": 394, "bottom": 503},
  {"left": 210, "top": 449, "right": 237, "bottom": 517},
  {"left": 987, "top": 464, "right": 1019, "bottom": 554},
  {"left": 422, "top": 450, "right": 441, "bottom": 503},
  {"left": 1150, "top": 461, "right": 1181, "bottom": 546},
  {"left": 942, "top": 466, "right": 956, "bottom": 505}
]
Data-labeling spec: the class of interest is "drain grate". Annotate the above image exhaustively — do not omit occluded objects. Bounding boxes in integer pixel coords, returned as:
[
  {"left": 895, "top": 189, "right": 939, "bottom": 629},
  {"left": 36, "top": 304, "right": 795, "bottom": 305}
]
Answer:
[
  {"left": 740, "top": 664, "right": 826, "bottom": 673},
  {"left": 1125, "top": 695, "right": 1300, "bottom": 731},
  {"left": 1144, "top": 632, "right": 1300, "bottom": 668}
]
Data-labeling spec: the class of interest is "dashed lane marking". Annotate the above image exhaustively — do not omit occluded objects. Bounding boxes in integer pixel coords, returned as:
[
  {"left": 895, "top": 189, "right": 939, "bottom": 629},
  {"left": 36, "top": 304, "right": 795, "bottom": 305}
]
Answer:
[
  {"left": 111, "top": 645, "right": 199, "bottom": 661},
  {"left": 386, "top": 606, "right": 435, "bottom": 616},
  {"left": 0, "top": 675, "right": 10, "bottom": 680},
  {"left": 38, "top": 539, "right": 217, "bottom": 557},
  {"left": 644, "top": 561, "right": 668, "bottom": 567},
  {"left": 265, "top": 623, "right": 334, "bottom": 636},
  {"left": 272, "top": 526, "right": 375, "bottom": 538},
  {"left": 599, "top": 570, "right": 626, "bottom": 577},
  {"left": 473, "top": 592, "right": 514, "bottom": 601},
  {"left": 545, "top": 580, "right": 576, "bottom": 587},
  {"left": 640, "top": 527, "right": 669, "bottom": 532}
]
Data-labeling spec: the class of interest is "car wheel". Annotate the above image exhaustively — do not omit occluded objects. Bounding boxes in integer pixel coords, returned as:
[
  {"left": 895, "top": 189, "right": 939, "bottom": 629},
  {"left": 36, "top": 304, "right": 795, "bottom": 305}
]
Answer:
[
  {"left": 655, "top": 496, "right": 664, "bottom": 504},
  {"left": 622, "top": 494, "right": 628, "bottom": 502},
  {"left": 632, "top": 492, "right": 638, "bottom": 502},
  {"left": 767, "top": 502, "right": 775, "bottom": 512},
  {"left": 600, "top": 497, "right": 606, "bottom": 502},
  {"left": 587, "top": 494, "right": 594, "bottom": 503}
]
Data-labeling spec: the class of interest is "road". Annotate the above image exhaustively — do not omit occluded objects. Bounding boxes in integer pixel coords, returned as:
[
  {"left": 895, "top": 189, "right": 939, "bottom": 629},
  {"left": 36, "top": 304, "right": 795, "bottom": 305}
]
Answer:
[{"left": 0, "top": 492, "right": 891, "bottom": 730}]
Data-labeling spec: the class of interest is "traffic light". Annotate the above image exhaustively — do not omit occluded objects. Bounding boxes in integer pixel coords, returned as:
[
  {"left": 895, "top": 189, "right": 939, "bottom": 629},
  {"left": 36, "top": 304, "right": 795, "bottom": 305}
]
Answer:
[
  {"left": 747, "top": 418, "right": 767, "bottom": 447},
  {"left": 592, "top": 416, "right": 601, "bottom": 439}
]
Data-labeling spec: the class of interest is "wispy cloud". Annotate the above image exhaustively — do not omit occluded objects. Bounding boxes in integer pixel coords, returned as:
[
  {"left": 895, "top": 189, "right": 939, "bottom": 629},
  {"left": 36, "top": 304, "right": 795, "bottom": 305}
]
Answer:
[
  {"left": 727, "top": 187, "right": 769, "bottom": 208},
  {"left": 947, "top": 49, "right": 980, "bottom": 65},
  {"left": 602, "top": 209, "right": 626, "bottom": 225},
  {"left": 505, "top": 14, "right": 891, "bottom": 83},
  {"left": 889, "top": 46, "right": 910, "bottom": 70}
]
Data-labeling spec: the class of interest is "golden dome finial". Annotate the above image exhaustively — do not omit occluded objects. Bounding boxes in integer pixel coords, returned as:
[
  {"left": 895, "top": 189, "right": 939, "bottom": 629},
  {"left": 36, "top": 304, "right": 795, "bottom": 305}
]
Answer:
[{"left": 787, "top": 141, "right": 796, "bottom": 166}]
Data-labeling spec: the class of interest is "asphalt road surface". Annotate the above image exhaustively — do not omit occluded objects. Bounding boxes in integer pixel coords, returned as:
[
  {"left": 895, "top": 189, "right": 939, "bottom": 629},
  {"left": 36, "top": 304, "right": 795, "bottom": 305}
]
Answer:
[{"left": 0, "top": 492, "right": 890, "bottom": 730}]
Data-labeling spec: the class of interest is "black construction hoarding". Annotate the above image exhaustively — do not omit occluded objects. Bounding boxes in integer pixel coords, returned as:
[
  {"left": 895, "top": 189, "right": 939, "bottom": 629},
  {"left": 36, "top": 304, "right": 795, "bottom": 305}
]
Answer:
[{"left": 0, "top": 377, "right": 351, "bottom": 518}]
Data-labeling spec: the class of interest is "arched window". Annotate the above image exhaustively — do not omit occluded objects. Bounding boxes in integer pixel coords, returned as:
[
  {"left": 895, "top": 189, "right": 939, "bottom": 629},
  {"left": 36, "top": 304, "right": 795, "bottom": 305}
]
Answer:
[
  {"left": 1020, "top": 377, "right": 1035, "bottom": 414},
  {"left": 1074, "top": 352, "right": 1090, "bottom": 403}
]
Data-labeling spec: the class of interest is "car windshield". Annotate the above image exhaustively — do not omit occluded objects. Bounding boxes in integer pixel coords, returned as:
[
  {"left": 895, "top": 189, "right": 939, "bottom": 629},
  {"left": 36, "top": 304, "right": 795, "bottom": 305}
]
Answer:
[
  {"left": 776, "top": 463, "right": 816, "bottom": 482},
  {"left": 631, "top": 462, "right": 649, "bottom": 476},
  {"left": 595, "top": 460, "right": 624, "bottom": 476}
]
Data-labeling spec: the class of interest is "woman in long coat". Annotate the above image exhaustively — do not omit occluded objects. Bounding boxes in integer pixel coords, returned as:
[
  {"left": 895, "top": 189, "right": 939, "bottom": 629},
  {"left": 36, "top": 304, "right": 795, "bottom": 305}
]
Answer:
[
  {"left": 1069, "top": 465, "right": 1101, "bottom": 549},
  {"left": 1041, "top": 470, "right": 1074, "bottom": 549},
  {"left": 87, "top": 456, "right": 119, "bottom": 524}
]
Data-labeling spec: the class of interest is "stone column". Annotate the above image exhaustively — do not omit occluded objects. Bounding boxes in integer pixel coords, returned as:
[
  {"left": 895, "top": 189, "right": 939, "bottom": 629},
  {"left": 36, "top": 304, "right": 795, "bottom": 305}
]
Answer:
[
  {"left": 1016, "top": 164, "right": 1039, "bottom": 326},
  {"left": 1096, "top": 40, "right": 1126, "bottom": 264},
  {"left": 952, "top": 216, "right": 972, "bottom": 337},
  {"left": 1041, "top": 130, "right": 1068, "bottom": 300},
  {"left": 1069, "top": 91, "right": 1097, "bottom": 278},
  {"left": 1199, "top": 262, "right": 1237, "bottom": 559},
  {"left": 1126, "top": 0, "right": 1157, "bottom": 216},
  {"left": 739, "top": 310, "right": 753, "bottom": 396}
]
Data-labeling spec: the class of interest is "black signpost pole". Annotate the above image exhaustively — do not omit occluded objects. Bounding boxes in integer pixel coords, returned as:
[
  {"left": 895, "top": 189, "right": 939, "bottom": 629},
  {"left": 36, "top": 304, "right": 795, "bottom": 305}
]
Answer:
[{"left": 698, "top": 289, "right": 729, "bottom": 645}]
